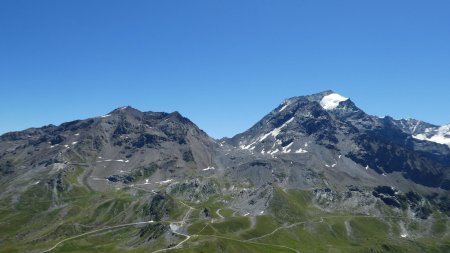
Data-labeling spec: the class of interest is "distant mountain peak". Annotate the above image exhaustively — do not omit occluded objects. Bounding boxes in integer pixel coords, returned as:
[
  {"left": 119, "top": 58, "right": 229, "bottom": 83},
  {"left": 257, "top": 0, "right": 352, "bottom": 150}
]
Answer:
[
  {"left": 109, "top": 105, "right": 141, "bottom": 114},
  {"left": 413, "top": 123, "right": 450, "bottom": 147}
]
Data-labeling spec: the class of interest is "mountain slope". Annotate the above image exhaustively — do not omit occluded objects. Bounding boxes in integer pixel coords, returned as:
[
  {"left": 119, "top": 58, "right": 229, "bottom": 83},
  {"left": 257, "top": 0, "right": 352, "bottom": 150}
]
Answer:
[
  {"left": 0, "top": 94, "right": 449, "bottom": 253},
  {"left": 0, "top": 106, "right": 216, "bottom": 193},
  {"left": 226, "top": 91, "right": 450, "bottom": 191}
]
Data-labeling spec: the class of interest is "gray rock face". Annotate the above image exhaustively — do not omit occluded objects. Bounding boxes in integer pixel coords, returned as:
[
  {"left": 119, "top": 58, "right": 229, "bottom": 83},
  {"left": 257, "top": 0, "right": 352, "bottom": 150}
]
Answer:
[
  {"left": 0, "top": 106, "right": 216, "bottom": 197},
  {"left": 223, "top": 91, "right": 450, "bottom": 191},
  {"left": 391, "top": 118, "right": 438, "bottom": 136},
  {"left": 1, "top": 91, "right": 449, "bottom": 219}
]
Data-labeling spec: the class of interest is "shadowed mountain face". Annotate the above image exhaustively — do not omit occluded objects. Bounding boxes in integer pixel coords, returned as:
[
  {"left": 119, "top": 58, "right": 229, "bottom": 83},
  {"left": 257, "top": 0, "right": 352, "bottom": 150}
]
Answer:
[
  {"left": 1, "top": 92, "right": 449, "bottom": 253},
  {"left": 226, "top": 90, "right": 450, "bottom": 190}
]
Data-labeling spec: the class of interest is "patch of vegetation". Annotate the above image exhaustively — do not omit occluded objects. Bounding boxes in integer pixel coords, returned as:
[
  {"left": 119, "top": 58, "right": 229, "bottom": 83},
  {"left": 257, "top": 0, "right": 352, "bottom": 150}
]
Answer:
[{"left": 270, "top": 188, "right": 320, "bottom": 223}]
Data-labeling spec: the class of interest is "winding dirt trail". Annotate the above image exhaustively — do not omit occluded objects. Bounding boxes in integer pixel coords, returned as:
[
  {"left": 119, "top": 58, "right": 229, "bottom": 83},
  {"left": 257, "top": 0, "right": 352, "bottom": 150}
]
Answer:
[
  {"left": 216, "top": 208, "right": 224, "bottom": 219},
  {"left": 246, "top": 217, "right": 324, "bottom": 242},
  {"left": 201, "top": 234, "right": 301, "bottom": 253},
  {"left": 40, "top": 221, "right": 155, "bottom": 253},
  {"left": 41, "top": 200, "right": 440, "bottom": 253}
]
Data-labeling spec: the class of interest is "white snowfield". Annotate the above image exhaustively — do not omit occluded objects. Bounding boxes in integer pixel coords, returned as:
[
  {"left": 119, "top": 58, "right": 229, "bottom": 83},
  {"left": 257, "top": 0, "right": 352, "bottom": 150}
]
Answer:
[
  {"left": 268, "top": 149, "right": 279, "bottom": 155},
  {"left": 260, "top": 117, "right": 295, "bottom": 142},
  {"left": 279, "top": 100, "right": 291, "bottom": 112},
  {"left": 320, "top": 93, "right": 348, "bottom": 110},
  {"left": 157, "top": 179, "right": 173, "bottom": 184},
  {"left": 282, "top": 142, "right": 293, "bottom": 153},
  {"left": 399, "top": 222, "right": 409, "bottom": 238},
  {"left": 413, "top": 124, "right": 450, "bottom": 147},
  {"left": 203, "top": 166, "right": 215, "bottom": 171},
  {"left": 295, "top": 148, "right": 308, "bottom": 154}
]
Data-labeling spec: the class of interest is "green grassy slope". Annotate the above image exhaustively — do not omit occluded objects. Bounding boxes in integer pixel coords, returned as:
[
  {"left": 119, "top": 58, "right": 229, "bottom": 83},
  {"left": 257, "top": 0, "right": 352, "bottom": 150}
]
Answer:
[{"left": 0, "top": 175, "right": 449, "bottom": 253}]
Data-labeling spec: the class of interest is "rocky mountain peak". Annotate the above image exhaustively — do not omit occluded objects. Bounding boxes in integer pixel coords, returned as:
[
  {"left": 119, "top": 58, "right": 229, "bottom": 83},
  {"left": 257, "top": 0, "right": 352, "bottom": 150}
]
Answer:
[
  {"left": 106, "top": 105, "right": 143, "bottom": 118},
  {"left": 223, "top": 91, "right": 450, "bottom": 191},
  {"left": 274, "top": 91, "right": 362, "bottom": 117}
]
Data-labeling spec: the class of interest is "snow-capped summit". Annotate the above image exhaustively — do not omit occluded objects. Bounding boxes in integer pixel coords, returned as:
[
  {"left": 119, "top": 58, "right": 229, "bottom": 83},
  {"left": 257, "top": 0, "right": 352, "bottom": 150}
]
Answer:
[
  {"left": 224, "top": 90, "right": 450, "bottom": 192},
  {"left": 320, "top": 93, "right": 349, "bottom": 110}
]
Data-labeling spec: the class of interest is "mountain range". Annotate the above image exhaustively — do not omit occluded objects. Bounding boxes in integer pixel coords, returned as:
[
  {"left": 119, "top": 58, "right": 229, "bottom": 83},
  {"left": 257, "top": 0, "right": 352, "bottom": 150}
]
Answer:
[{"left": 1, "top": 90, "right": 449, "bottom": 253}]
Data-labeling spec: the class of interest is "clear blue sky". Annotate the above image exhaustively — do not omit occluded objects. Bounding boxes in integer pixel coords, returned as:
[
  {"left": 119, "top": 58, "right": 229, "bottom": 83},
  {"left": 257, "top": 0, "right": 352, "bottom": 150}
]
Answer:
[{"left": 1, "top": 0, "right": 449, "bottom": 138}]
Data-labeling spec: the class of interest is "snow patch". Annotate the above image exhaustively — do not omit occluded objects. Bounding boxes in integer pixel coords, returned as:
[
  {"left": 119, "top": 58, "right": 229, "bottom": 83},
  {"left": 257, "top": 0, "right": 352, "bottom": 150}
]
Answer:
[
  {"left": 320, "top": 93, "right": 348, "bottom": 110},
  {"left": 413, "top": 124, "right": 450, "bottom": 147},
  {"left": 203, "top": 166, "right": 215, "bottom": 171},
  {"left": 295, "top": 148, "right": 308, "bottom": 154},
  {"left": 279, "top": 101, "right": 291, "bottom": 112},
  {"left": 282, "top": 142, "right": 293, "bottom": 153},
  {"left": 240, "top": 141, "right": 257, "bottom": 150},
  {"left": 399, "top": 222, "right": 408, "bottom": 238},
  {"left": 157, "top": 179, "right": 173, "bottom": 184},
  {"left": 259, "top": 117, "right": 295, "bottom": 142},
  {"left": 101, "top": 114, "right": 111, "bottom": 118},
  {"left": 268, "top": 149, "right": 279, "bottom": 155},
  {"left": 240, "top": 118, "right": 297, "bottom": 151}
]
